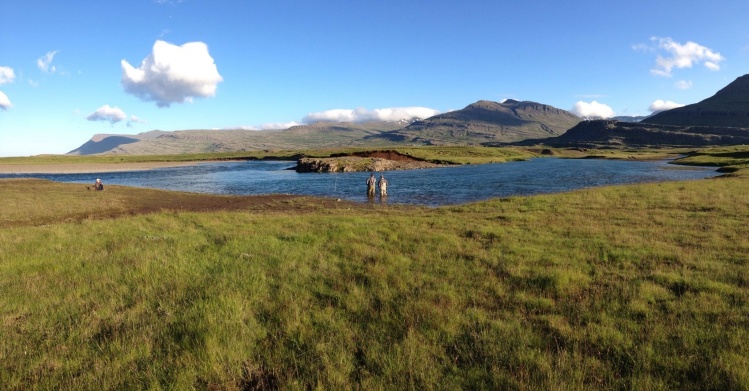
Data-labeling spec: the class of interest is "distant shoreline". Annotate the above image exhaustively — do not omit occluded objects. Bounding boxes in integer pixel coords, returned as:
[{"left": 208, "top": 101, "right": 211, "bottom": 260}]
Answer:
[{"left": 0, "top": 161, "right": 198, "bottom": 174}]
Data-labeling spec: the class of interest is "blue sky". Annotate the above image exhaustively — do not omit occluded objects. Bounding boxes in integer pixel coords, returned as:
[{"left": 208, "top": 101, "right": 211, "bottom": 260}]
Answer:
[{"left": 1, "top": 0, "right": 748, "bottom": 157}]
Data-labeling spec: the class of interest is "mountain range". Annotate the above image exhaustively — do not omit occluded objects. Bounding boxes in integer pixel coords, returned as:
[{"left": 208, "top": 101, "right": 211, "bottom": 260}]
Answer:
[
  {"left": 644, "top": 74, "right": 749, "bottom": 127},
  {"left": 68, "top": 100, "right": 582, "bottom": 155},
  {"left": 68, "top": 74, "right": 749, "bottom": 155},
  {"left": 374, "top": 100, "right": 581, "bottom": 145},
  {"left": 526, "top": 74, "right": 749, "bottom": 147}
]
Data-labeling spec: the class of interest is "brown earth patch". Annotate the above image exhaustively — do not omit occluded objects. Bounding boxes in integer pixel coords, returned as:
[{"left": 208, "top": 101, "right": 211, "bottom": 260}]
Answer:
[
  {"left": 0, "top": 179, "right": 371, "bottom": 228},
  {"left": 349, "top": 150, "right": 421, "bottom": 162}
]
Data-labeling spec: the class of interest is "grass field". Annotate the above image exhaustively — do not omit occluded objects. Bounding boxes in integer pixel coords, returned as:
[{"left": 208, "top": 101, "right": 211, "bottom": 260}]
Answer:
[
  {"left": 1, "top": 150, "right": 748, "bottom": 389},
  {"left": 671, "top": 145, "right": 749, "bottom": 173}
]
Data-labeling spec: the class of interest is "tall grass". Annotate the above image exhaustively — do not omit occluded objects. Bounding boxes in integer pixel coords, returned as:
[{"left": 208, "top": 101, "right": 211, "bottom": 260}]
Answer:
[{"left": 1, "top": 175, "right": 748, "bottom": 389}]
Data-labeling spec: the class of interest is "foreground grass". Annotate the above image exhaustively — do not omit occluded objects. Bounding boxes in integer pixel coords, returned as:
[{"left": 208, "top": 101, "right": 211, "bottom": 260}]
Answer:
[{"left": 1, "top": 176, "right": 748, "bottom": 389}]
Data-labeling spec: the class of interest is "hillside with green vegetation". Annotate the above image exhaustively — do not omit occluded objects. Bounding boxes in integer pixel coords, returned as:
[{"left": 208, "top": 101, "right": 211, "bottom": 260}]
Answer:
[
  {"left": 66, "top": 122, "right": 407, "bottom": 156},
  {"left": 1, "top": 148, "right": 748, "bottom": 389},
  {"left": 65, "top": 100, "right": 583, "bottom": 156},
  {"left": 525, "top": 120, "right": 749, "bottom": 148},
  {"left": 384, "top": 100, "right": 581, "bottom": 145}
]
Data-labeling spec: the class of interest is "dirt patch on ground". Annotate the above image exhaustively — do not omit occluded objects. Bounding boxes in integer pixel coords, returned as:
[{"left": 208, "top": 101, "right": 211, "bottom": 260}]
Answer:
[
  {"left": 0, "top": 179, "right": 371, "bottom": 228},
  {"left": 118, "top": 190, "right": 358, "bottom": 216},
  {"left": 350, "top": 150, "right": 422, "bottom": 162}
]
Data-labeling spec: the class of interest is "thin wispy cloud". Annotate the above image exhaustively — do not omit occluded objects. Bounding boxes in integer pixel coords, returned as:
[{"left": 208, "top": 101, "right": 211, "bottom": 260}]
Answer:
[
  {"left": 154, "top": 0, "right": 186, "bottom": 4},
  {"left": 674, "top": 80, "right": 693, "bottom": 90},
  {"left": 0, "top": 66, "right": 15, "bottom": 84},
  {"left": 37, "top": 50, "right": 60, "bottom": 73},
  {"left": 121, "top": 40, "right": 223, "bottom": 107},
  {"left": 636, "top": 37, "right": 725, "bottom": 77},
  {"left": 575, "top": 94, "right": 606, "bottom": 99},
  {"left": 234, "top": 121, "right": 302, "bottom": 131},
  {"left": 127, "top": 115, "right": 147, "bottom": 127},
  {"left": 302, "top": 107, "right": 440, "bottom": 123},
  {"left": 570, "top": 101, "right": 615, "bottom": 119}
]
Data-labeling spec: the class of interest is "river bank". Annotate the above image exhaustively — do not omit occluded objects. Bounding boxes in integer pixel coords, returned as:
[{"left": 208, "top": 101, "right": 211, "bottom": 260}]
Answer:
[{"left": 0, "top": 161, "right": 198, "bottom": 174}]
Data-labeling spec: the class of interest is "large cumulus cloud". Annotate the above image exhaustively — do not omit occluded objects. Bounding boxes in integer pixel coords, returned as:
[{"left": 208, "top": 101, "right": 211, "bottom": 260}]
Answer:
[
  {"left": 302, "top": 106, "right": 440, "bottom": 123},
  {"left": 570, "top": 101, "right": 615, "bottom": 119},
  {"left": 121, "top": 40, "right": 223, "bottom": 107}
]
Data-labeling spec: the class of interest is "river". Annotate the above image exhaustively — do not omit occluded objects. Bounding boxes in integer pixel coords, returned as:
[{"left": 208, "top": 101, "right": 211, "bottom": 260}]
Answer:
[{"left": 0, "top": 158, "right": 720, "bottom": 206}]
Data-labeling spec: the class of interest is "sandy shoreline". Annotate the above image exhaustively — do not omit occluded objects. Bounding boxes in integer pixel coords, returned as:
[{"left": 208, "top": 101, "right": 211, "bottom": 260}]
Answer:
[{"left": 0, "top": 161, "right": 198, "bottom": 174}]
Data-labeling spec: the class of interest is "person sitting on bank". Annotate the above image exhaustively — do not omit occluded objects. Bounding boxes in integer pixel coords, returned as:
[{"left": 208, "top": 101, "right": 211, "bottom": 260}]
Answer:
[
  {"left": 366, "top": 173, "right": 376, "bottom": 196},
  {"left": 378, "top": 175, "right": 388, "bottom": 196},
  {"left": 93, "top": 178, "right": 104, "bottom": 191}
]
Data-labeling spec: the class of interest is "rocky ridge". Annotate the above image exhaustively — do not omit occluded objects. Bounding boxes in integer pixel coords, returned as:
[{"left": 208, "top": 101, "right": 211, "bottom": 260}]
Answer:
[{"left": 296, "top": 151, "right": 443, "bottom": 172}]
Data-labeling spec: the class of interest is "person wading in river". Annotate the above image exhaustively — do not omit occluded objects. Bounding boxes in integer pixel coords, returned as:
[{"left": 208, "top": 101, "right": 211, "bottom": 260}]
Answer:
[
  {"left": 378, "top": 175, "right": 388, "bottom": 197},
  {"left": 366, "top": 173, "right": 376, "bottom": 197}
]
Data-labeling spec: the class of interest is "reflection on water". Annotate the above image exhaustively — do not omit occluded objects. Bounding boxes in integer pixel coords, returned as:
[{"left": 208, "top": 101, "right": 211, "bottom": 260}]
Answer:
[{"left": 0, "top": 158, "right": 720, "bottom": 207}]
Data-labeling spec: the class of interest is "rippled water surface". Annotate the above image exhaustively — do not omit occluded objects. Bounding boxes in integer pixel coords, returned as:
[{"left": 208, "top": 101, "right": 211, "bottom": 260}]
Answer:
[{"left": 1, "top": 158, "right": 720, "bottom": 206}]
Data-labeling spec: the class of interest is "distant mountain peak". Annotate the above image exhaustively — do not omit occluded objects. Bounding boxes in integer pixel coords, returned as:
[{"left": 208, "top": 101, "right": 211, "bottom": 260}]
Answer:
[
  {"left": 645, "top": 73, "right": 749, "bottom": 127},
  {"left": 702, "top": 74, "right": 749, "bottom": 104},
  {"left": 381, "top": 99, "right": 581, "bottom": 144}
]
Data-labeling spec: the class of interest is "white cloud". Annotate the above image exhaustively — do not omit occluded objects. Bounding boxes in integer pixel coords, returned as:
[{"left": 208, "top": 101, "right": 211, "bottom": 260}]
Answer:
[
  {"left": 121, "top": 40, "right": 223, "bottom": 107},
  {"left": 302, "top": 106, "right": 440, "bottom": 123},
  {"left": 646, "top": 37, "right": 724, "bottom": 77},
  {"left": 261, "top": 121, "right": 301, "bottom": 129},
  {"left": 126, "top": 115, "right": 147, "bottom": 127},
  {"left": 37, "top": 50, "right": 60, "bottom": 73},
  {"left": 649, "top": 99, "right": 685, "bottom": 113},
  {"left": 234, "top": 122, "right": 302, "bottom": 131},
  {"left": 0, "top": 91, "right": 11, "bottom": 110},
  {"left": 0, "top": 66, "right": 15, "bottom": 85},
  {"left": 87, "top": 105, "right": 127, "bottom": 124},
  {"left": 674, "top": 80, "right": 693, "bottom": 90},
  {"left": 570, "top": 101, "right": 615, "bottom": 119}
]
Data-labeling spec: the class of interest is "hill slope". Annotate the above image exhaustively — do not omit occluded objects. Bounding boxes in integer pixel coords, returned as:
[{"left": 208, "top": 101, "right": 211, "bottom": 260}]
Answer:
[
  {"left": 68, "top": 130, "right": 166, "bottom": 155},
  {"left": 67, "top": 100, "right": 582, "bottom": 155},
  {"left": 68, "top": 122, "right": 406, "bottom": 155},
  {"left": 644, "top": 74, "right": 749, "bottom": 127},
  {"left": 522, "top": 119, "right": 749, "bottom": 148},
  {"left": 378, "top": 100, "right": 581, "bottom": 144}
]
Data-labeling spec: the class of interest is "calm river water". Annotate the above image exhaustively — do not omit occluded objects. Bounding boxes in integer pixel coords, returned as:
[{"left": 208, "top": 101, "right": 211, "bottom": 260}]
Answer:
[{"left": 1, "top": 158, "right": 720, "bottom": 206}]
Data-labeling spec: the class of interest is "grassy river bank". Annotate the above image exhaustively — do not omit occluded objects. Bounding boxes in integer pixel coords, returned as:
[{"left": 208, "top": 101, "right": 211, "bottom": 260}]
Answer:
[{"left": 1, "top": 146, "right": 748, "bottom": 389}]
